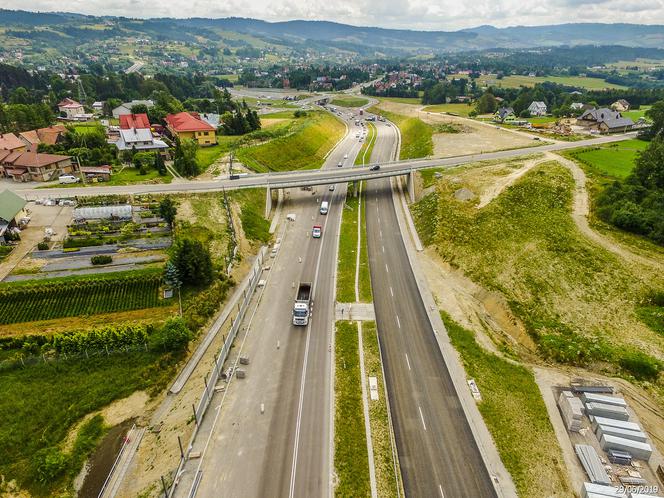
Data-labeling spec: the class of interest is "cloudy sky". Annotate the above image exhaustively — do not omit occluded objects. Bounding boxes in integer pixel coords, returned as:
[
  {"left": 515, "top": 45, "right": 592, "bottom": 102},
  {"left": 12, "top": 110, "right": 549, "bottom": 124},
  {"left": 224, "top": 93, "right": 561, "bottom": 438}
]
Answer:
[{"left": 5, "top": 0, "right": 664, "bottom": 30}]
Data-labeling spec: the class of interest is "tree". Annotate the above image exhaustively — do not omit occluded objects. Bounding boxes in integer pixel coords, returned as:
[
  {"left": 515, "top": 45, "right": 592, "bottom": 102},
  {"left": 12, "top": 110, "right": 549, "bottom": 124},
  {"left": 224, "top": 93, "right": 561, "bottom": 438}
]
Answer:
[
  {"left": 154, "top": 152, "right": 167, "bottom": 175},
  {"left": 646, "top": 100, "right": 664, "bottom": 137},
  {"left": 159, "top": 197, "right": 177, "bottom": 228},
  {"left": 173, "top": 138, "right": 200, "bottom": 177},
  {"left": 170, "top": 237, "right": 214, "bottom": 285},
  {"left": 475, "top": 92, "right": 498, "bottom": 114},
  {"left": 130, "top": 103, "right": 149, "bottom": 115},
  {"left": 164, "top": 260, "right": 182, "bottom": 315},
  {"left": 153, "top": 317, "right": 191, "bottom": 351}
]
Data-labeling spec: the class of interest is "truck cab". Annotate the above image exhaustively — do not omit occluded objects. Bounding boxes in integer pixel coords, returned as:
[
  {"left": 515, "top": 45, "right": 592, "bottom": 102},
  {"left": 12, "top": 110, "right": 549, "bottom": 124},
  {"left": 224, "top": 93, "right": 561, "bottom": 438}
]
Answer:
[{"left": 293, "top": 282, "right": 312, "bottom": 326}]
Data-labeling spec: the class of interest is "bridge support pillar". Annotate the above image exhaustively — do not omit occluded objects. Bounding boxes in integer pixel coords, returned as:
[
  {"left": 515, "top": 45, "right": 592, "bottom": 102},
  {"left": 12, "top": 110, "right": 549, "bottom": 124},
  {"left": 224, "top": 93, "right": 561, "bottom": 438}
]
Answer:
[
  {"left": 353, "top": 181, "right": 359, "bottom": 198},
  {"left": 265, "top": 187, "right": 273, "bottom": 218},
  {"left": 406, "top": 170, "right": 415, "bottom": 204}
]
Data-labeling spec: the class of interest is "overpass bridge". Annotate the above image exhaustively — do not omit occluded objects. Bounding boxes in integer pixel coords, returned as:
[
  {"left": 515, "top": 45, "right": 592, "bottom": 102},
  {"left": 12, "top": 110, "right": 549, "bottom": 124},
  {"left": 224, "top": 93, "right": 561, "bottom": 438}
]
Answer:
[{"left": 18, "top": 132, "right": 635, "bottom": 217}]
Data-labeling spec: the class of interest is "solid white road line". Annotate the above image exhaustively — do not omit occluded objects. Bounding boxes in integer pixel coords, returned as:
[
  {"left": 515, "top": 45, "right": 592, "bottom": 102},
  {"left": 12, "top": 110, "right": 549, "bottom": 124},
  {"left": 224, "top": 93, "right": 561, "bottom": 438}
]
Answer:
[
  {"left": 418, "top": 406, "right": 427, "bottom": 431},
  {"left": 405, "top": 353, "right": 411, "bottom": 371}
]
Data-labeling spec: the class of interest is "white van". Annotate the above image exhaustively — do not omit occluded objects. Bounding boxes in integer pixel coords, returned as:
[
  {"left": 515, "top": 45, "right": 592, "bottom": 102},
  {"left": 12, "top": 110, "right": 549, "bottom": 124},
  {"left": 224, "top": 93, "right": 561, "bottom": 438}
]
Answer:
[
  {"left": 320, "top": 201, "right": 329, "bottom": 215},
  {"left": 59, "top": 175, "right": 80, "bottom": 184}
]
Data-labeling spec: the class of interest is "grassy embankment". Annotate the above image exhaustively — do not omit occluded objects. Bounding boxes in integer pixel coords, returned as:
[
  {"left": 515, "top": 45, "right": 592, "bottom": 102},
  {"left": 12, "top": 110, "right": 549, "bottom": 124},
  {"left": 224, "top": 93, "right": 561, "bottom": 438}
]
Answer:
[
  {"left": 362, "top": 321, "right": 402, "bottom": 497},
  {"left": 421, "top": 103, "right": 474, "bottom": 116},
  {"left": 354, "top": 123, "right": 377, "bottom": 166},
  {"left": 442, "top": 313, "right": 571, "bottom": 497},
  {"left": 563, "top": 139, "right": 648, "bottom": 179},
  {"left": 0, "top": 351, "right": 179, "bottom": 496},
  {"left": 237, "top": 111, "right": 345, "bottom": 172},
  {"left": 412, "top": 162, "right": 664, "bottom": 380},
  {"left": 369, "top": 106, "right": 433, "bottom": 159},
  {"left": 334, "top": 321, "right": 371, "bottom": 497},
  {"left": 331, "top": 96, "right": 369, "bottom": 108}
]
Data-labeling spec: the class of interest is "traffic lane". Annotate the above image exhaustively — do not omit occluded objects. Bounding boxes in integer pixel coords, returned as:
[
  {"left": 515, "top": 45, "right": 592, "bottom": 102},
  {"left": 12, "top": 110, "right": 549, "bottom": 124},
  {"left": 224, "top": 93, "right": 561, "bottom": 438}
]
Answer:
[{"left": 365, "top": 179, "right": 496, "bottom": 497}]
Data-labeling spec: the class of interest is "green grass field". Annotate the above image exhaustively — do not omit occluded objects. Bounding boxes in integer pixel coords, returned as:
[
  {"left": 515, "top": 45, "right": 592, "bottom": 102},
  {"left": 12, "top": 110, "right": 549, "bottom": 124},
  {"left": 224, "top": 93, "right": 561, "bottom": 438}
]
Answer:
[
  {"left": 237, "top": 112, "right": 344, "bottom": 172},
  {"left": 331, "top": 96, "right": 369, "bottom": 108},
  {"left": 0, "top": 351, "right": 178, "bottom": 496},
  {"left": 196, "top": 142, "right": 227, "bottom": 170},
  {"left": 369, "top": 107, "right": 432, "bottom": 159},
  {"left": 105, "top": 167, "right": 172, "bottom": 186},
  {"left": 337, "top": 192, "right": 360, "bottom": 303},
  {"left": 465, "top": 73, "right": 627, "bottom": 90},
  {"left": 443, "top": 313, "right": 571, "bottom": 497},
  {"left": 412, "top": 162, "right": 664, "bottom": 376},
  {"left": 362, "top": 321, "right": 401, "bottom": 497},
  {"left": 421, "top": 103, "right": 474, "bottom": 116},
  {"left": 334, "top": 321, "right": 370, "bottom": 498},
  {"left": 566, "top": 139, "right": 648, "bottom": 179},
  {"left": 527, "top": 116, "right": 558, "bottom": 124},
  {"left": 377, "top": 96, "right": 421, "bottom": 104},
  {"left": 622, "top": 106, "right": 652, "bottom": 121}
]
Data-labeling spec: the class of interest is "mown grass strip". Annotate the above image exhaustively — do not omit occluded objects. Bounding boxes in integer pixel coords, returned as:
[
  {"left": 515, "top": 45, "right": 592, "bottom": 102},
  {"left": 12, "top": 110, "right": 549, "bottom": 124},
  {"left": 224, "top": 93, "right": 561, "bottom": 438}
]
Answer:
[
  {"left": 442, "top": 312, "right": 571, "bottom": 498},
  {"left": 331, "top": 96, "right": 369, "bottom": 108},
  {"left": 334, "top": 321, "right": 371, "bottom": 498},
  {"left": 358, "top": 183, "right": 372, "bottom": 303},
  {"left": 368, "top": 107, "right": 432, "bottom": 160},
  {"left": 337, "top": 190, "right": 359, "bottom": 303},
  {"left": 237, "top": 111, "right": 345, "bottom": 172},
  {"left": 362, "top": 321, "right": 401, "bottom": 497}
]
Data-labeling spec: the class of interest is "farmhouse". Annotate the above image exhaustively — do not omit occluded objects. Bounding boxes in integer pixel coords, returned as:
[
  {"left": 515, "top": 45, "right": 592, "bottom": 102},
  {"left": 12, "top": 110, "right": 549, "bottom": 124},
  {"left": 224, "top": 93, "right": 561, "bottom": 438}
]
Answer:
[
  {"left": 493, "top": 107, "right": 517, "bottom": 123},
  {"left": 0, "top": 151, "right": 74, "bottom": 182},
  {"left": 577, "top": 108, "right": 634, "bottom": 133},
  {"left": 112, "top": 100, "right": 154, "bottom": 119},
  {"left": 0, "top": 133, "right": 27, "bottom": 153},
  {"left": 528, "top": 101, "right": 548, "bottom": 116},
  {"left": 113, "top": 113, "right": 168, "bottom": 152},
  {"left": 58, "top": 98, "right": 85, "bottom": 119},
  {"left": 18, "top": 125, "right": 68, "bottom": 150},
  {"left": 165, "top": 112, "right": 217, "bottom": 146},
  {"left": 611, "top": 99, "right": 630, "bottom": 112},
  {"left": 0, "top": 189, "right": 27, "bottom": 238}
]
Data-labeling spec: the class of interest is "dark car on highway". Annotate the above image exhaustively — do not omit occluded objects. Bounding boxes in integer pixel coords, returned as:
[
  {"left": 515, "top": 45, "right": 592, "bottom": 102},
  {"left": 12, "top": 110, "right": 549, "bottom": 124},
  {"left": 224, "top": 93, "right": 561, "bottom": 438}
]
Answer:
[{"left": 369, "top": 165, "right": 380, "bottom": 171}]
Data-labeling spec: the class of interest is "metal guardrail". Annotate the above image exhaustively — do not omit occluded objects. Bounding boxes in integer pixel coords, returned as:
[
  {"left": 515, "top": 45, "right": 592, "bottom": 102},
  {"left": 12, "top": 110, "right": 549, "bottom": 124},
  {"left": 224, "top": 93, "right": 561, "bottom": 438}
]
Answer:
[
  {"left": 167, "top": 246, "right": 266, "bottom": 497},
  {"left": 98, "top": 423, "right": 136, "bottom": 498}
]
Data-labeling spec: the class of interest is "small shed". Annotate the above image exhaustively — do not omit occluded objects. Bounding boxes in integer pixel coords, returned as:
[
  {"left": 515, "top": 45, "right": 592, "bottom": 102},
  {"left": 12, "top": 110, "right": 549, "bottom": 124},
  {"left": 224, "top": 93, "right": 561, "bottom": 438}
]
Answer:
[{"left": 0, "top": 189, "right": 27, "bottom": 238}]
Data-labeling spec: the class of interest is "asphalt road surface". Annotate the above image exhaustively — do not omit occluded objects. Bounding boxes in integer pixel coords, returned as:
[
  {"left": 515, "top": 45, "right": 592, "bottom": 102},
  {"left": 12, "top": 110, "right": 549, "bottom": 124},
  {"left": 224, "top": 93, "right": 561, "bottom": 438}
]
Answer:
[
  {"left": 185, "top": 110, "right": 365, "bottom": 498},
  {"left": 364, "top": 121, "right": 498, "bottom": 497}
]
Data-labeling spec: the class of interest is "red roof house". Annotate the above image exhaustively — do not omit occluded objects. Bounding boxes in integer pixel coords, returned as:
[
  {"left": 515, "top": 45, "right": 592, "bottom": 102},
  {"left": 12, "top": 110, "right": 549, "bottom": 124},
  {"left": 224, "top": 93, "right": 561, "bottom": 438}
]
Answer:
[
  {"left": 119, "top": 113, "right": 151, "bottom": 130},
  {"left": 164, "top": 112, "right": 217, "bottom": 146}
]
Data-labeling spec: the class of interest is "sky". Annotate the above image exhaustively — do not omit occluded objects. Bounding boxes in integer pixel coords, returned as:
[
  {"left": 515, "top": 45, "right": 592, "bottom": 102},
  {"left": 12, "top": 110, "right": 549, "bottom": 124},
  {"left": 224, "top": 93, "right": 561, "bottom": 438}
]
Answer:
[{"left": 4, "top": 0, "right": 664, "bottom": 30}]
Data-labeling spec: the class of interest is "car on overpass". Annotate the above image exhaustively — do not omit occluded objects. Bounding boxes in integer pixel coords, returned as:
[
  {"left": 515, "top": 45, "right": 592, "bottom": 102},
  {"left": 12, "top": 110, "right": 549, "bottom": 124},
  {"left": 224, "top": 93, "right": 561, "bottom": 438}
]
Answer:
[{"left": 369, "top": 164, "right": 380, "bottom": 171}]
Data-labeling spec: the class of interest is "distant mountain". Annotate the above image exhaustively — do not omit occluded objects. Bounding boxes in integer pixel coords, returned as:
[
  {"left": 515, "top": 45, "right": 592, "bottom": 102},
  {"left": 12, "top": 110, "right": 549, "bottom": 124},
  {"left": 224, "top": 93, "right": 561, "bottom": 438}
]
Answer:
[{"left": 2, "top": 9, "right": 664, "bottom": 54}]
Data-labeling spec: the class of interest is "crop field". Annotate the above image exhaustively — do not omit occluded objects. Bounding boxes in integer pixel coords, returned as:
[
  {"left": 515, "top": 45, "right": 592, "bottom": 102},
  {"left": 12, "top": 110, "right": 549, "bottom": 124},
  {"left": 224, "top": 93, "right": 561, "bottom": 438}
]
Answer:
[
  {"left": 0, "top": 270, "right": 164, "bottom": 325},
  {"left": 565, "top": 139, "right": 648, "bottom": 179},
  {"left": 412, "top": 162, "right": 664, "bottom": 378},
  {"left": 465, "top": 73, "right": 627, "bottom": 90},
  {"left": 237, "top": 111, "right": 345, "bottom": 172}
]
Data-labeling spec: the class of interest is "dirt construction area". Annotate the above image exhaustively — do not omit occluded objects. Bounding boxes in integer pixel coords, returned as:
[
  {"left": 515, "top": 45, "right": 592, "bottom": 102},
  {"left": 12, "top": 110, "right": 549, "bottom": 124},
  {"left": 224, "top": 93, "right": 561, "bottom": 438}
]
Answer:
[{"left": 375, "top": 100, "right": 540, "bottom": 157}]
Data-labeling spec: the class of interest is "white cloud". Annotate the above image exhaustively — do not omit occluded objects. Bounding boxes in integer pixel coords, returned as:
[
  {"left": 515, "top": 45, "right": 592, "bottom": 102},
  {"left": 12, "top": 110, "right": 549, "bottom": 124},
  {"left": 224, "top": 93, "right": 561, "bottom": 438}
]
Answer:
[{"left": 3, "top": 0, "right": 664, "bottom": 29}]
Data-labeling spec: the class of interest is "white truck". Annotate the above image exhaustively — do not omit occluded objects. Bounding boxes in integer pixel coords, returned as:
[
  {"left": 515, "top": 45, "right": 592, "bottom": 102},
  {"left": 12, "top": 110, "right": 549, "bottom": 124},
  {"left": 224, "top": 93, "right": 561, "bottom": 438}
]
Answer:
[
  {"left": 320, "top": 201, "right": 329, "bottom": 215},
  {"left": 293, "top": 282, "right": 312, "bottom": 326}
]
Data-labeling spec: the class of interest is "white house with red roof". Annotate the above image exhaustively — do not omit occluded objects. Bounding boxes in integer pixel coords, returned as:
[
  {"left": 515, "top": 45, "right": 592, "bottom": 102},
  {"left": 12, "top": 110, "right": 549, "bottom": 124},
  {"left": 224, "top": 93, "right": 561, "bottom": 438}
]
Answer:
[
  {"left": 57, "top": 98, "right": 85, "bottom": 119},
  {"left": 112, "top": 113, "right": 168, "bottom": 152}
]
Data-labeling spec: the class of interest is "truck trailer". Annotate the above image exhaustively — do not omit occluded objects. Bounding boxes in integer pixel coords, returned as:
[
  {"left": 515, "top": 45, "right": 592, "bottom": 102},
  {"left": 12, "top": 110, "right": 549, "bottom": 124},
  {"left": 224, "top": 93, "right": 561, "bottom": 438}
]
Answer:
[{"left": 293, "top": 282, "right": 312, "bottom": 326}]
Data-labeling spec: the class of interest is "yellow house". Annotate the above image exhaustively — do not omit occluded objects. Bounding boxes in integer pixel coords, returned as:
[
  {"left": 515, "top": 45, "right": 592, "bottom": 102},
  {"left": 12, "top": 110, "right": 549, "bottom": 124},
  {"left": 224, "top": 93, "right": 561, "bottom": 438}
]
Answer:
[{"left": 165, "top": 112, "right": 217, "bottom": 147}]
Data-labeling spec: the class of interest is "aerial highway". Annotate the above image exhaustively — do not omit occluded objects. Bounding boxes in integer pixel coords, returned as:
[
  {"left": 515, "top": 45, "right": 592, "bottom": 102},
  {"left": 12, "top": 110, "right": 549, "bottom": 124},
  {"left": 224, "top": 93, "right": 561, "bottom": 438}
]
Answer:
[
  {"left": 14, "top": 132, "right": 635, "bottom": 199},
  {"left": 173, "top": 108, "right": 364, "bottom": 497},
  {"left": 363, "top": 120, "right": 498, "bottom": 496}
]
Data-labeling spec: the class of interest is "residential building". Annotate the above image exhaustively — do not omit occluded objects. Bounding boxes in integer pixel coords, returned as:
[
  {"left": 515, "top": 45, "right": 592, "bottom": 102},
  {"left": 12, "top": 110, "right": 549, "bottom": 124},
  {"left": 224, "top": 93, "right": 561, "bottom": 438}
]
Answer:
[
  {"left": 113, "top": 113, "right": 168, "bottom": 152},
  {"left": 493, "top": 107, "right": 516, "bottom": 123},
  {"left": 165, "top": 112, "right": 217, "bottom": 146},
  {"left": 0, "top": 151, "right": 74, "bottom": 182},
  {"left": 57, "top": 98, "right": 85, "bottom": 119},
  {"left": 80, "top": 165, "right": 112, "bottom": 182},
  {"left": 577, "top": 108, "right": 634, "bottom": 133},
  {"left": 0, "top": 133, "right": 27, "bottom": 153},
  {"left": 112, "top": 100, "right": 154, "bottom": 119},
  {"left": 92, "top": 101, "right": 104, "bottom": 112},
  {"left": 611, "top": 99, "right": 631, "bottom": 112},
  {"left": 527, "top": 101, "right": 548, "bottom": 116},
  {"left": 17, "top": 125, "right": 68, "bottom": 151},
  {"left": 0, "top": 189, "right": 27, "bottom": 238}
]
